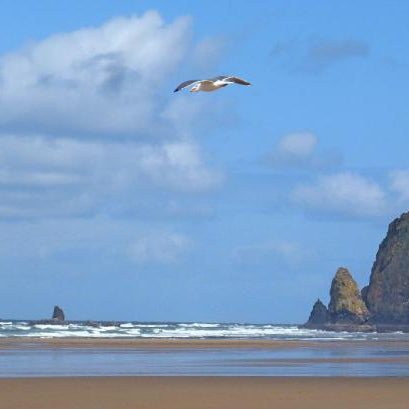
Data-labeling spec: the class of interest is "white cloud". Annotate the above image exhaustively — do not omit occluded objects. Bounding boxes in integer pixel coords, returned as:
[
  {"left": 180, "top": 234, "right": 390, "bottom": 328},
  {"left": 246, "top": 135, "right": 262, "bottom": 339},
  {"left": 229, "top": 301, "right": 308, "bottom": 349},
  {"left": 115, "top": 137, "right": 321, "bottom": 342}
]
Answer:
[
  {"left": 0, "top": 135, "right": 222, "bottom": 219},
  {"left": 291, "top": 172, "right": 387, "bottom": 217},
  {"left": 266, "top": 132, "right": 341, "bottom": 169},
  {"left": 0, "top": 12, "right": 227, "bottom": 221},
  {"left": 278, "top": 132, "right": 317, "bottom": 157},
  {"left": 129, "top": 232, "right": 192, "bottom": 265},
  {"left": 162, "top": 93, "right": 232, "bottom": 136},
  {"left": 0, "top": 11, "right": 193, "bottom": 136},
  {"left": 134, "top": 141, "right": 223, "bottom": 192},
  {"left": 390, "top": 170, "right": 409, "bottom": 201},
  {"left": 191, "top": 36, "right": 228, "bottom": 73}
]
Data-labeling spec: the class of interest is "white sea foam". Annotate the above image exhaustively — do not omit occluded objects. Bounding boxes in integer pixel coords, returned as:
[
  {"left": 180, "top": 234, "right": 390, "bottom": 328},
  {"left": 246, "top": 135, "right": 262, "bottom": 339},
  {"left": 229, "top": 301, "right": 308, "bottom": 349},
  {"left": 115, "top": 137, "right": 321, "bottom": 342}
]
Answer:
[
  {"left": 33, "top": 324, "right": 70, "bottom": 330},
  {"left": 14, "top": 325, "right": 31, "bottom": 331},
  {"left": 98, "top": 326, "right": 118, "bottom": 331},
  {"left": 119, "top": 323, "right": 134, "bottom": 328},
  {"left": 178, "top": 323, "right": 221, "bottom": 328},
  {"left": 1, "top": 321, "right": 409, "bottom": 341}
]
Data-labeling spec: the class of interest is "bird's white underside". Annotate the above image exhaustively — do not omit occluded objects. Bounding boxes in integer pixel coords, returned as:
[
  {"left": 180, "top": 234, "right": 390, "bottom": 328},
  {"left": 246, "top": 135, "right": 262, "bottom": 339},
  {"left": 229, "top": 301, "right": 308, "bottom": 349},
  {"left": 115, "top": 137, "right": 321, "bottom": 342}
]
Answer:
[{"left": 175, "top": 75, "right": 250, "bottom": 92}]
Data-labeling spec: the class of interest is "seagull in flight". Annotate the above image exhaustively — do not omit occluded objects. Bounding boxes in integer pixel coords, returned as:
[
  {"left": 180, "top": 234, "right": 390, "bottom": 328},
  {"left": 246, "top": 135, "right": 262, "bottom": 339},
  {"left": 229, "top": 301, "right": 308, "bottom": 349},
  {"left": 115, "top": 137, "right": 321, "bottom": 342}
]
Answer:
[{"left": 174, "top": 75, "right": 251, "bottom": 93}]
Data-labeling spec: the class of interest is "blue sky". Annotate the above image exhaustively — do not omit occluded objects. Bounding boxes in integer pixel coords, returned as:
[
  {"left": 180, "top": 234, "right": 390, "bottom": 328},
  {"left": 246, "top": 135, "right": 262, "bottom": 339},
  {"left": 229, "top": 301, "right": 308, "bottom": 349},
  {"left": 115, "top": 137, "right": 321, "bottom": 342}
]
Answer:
[{"left": 0, "top": 1, "right": 408, "bottom": 322}]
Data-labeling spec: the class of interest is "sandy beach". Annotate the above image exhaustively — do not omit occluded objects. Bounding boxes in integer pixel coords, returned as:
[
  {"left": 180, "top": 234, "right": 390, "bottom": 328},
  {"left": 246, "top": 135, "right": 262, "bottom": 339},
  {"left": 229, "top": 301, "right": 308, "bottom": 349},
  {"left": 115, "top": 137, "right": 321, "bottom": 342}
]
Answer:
[
  {"left": 1, "top": 376, "right": 408, "bottom": 409},
  {"left": 1, "top": 337, "right": 409, "bottom": 406},
  {"left": 1, "top": 339, "right": 409, "bottom": 406}
]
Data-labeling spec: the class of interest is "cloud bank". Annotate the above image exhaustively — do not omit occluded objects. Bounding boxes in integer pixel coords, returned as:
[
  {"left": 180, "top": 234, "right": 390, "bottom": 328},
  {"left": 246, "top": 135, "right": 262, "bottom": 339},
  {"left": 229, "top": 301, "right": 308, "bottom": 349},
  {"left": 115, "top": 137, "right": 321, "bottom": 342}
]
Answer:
[
  {"left": 264, "top": 132, "right": 409, "bottom": 221},
  {"left": 0, "top": 11, "right": 223, "bottom": 222},
  {"left": 291, "top": 170, "right": 409, "bottom": 219},
  {"left": 0, "top": 11, "right": 192, "bottom": 136},
  {"left": 0, "top": 135, "right": 222, "bottom": 219},
  {"left": 292, "top": 172, "right": 387, "bottom": 217}
]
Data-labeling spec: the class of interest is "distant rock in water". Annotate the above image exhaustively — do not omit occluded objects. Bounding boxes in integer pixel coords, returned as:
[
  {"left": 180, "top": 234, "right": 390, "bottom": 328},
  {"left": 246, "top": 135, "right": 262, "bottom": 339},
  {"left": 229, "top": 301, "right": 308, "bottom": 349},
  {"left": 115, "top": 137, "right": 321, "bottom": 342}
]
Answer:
[
  {"left": 366, "top": 212, "right": 409, "bottom": 324},
  {"left": 52, "top": 305, "right": 65, "bottom": 321},
  {"left": 328, "top": 267, "right": 370, "bottom": 324},
  {"left": 305, "top": 299, "right": 329, "bottom": 326}
]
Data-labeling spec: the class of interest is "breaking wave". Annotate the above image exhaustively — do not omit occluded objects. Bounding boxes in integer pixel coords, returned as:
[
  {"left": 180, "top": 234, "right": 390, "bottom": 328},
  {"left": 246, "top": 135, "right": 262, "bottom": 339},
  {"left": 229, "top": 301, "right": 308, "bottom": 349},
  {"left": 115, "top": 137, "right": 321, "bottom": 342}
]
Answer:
[{"left": 0, "top": 320, "right": 408, "bottom": 340}]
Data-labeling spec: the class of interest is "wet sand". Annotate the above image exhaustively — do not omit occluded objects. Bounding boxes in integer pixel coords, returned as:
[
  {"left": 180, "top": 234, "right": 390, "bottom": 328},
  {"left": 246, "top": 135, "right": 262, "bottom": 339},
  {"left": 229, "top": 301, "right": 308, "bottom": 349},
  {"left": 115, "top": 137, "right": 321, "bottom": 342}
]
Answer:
[
  {"left": 1, "top": 337, "right": 409, "bottom": 377},
  {"left": 1, "top": 376, "right": 409, "bottom": 409},
  {"left": 1, "top": 336, "right": 409, "bottom": 349}
]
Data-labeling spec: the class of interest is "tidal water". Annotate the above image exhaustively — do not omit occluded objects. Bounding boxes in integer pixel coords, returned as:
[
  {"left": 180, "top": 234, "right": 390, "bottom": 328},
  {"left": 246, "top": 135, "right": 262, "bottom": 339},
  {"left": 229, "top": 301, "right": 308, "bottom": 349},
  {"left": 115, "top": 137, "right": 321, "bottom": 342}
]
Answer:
[
  {"left": 2, "top": 344, "right": 409, "bottom": 377},
  {"left": 1, "top": 320, "right": 409, "bottom": 377}
]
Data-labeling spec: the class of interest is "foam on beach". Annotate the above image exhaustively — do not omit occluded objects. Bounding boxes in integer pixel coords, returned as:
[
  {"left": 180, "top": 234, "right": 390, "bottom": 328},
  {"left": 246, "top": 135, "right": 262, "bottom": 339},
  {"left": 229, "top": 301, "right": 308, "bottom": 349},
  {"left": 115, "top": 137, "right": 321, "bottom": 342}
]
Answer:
[{"left": 0, "top": 320, "right": 409, "bottom": 340}]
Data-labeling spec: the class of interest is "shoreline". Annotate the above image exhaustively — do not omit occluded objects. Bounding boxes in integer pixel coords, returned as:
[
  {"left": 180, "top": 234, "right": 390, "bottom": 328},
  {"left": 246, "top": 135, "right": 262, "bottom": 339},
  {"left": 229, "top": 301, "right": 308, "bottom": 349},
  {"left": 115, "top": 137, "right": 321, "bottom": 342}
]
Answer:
[
  {"left": 2, "top": 337, "right": 409, "bottom": 377},
  {"left": 1, "top": 376, "right": 409, "bottom": 409},
  {"left": 1, "top": 336, "right": 409, "bottom": 349}
]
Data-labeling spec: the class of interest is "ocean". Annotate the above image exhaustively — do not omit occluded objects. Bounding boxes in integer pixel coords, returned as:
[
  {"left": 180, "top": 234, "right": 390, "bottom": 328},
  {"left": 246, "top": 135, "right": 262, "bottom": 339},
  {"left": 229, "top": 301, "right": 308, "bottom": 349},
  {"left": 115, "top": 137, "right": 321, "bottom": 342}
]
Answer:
[
  {"left": 1, "top": 320, "right": 409, "bottom": 377},
  {"left": 1, "top": 320, "right": 409, "bottom": 340}
]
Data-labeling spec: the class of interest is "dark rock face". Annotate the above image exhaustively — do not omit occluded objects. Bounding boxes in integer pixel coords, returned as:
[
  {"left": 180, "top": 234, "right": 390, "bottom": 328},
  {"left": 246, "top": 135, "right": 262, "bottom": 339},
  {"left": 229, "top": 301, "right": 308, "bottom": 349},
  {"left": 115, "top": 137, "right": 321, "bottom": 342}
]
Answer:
[
  {"left": 306, "top": 299, "right": 329, "bottom": 326},
  {"left": 361, "top": 285, "right": 369, "bottom": 306},
  {"left": 303, "top": 211, "right": 409, "bottom": 331},
  {"left": 328, "top": 267, "right": 370, "bottom": 324},
  {"left": 366, "top": 212, "right": 409, "bottom": 324},
  {"left": 52, "top": 305, "right": 65, "bottom": 321}
]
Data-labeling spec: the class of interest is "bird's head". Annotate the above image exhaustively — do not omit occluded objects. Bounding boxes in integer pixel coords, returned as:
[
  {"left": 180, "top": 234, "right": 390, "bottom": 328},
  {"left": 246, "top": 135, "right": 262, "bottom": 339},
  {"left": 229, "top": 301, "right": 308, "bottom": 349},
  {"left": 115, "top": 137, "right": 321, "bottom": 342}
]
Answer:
[{"left": 190, "top": 84, "right": 200, "bottom": 92}]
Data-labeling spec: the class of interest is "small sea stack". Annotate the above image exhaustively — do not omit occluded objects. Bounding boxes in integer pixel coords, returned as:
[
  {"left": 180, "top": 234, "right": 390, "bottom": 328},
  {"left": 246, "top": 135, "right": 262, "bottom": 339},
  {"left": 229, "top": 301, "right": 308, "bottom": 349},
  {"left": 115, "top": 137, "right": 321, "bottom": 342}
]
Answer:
[
  {"left": 306, "top": 299, "right": 329, "bottom": 326},
  {"left": 52, "top": 305, "right": 65, "bottom": 321},
  {"left": 304, "top": 268, "right": 370, "bottom": 331},
  {"left": 328, "top": 267, "right": 370, "bottom": 324}
]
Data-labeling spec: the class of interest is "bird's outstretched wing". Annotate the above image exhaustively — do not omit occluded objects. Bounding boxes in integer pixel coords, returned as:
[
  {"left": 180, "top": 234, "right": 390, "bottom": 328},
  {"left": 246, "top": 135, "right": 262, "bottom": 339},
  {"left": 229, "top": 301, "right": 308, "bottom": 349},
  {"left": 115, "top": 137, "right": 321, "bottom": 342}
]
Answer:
[
  {"left": 173, "top": 79, "right": 200, "bottom": 92},
  {"left": 223, "top": 76, "right": 251, "bottom": 86}
]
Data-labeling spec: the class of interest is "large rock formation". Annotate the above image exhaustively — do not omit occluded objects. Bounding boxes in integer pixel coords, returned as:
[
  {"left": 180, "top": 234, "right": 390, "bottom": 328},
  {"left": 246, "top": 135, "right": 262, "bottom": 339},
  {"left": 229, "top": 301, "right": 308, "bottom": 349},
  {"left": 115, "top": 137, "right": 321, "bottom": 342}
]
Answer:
[
  {"left": 328, "top": 267, "right": 370, "bottom": 324},
  {"left": 304, "top": 267, "right": 370, "bottom": 330},
  {"left": 52, "top": 305, "right": 65, "bottom": 321},
  {"left": 366, "top": 212, "right": 409, "bottom": 324},
  {"left": 305, "top": 299, "right": 329, "bottom": 326},
  {"left": 303, "top": 210, "right": 409, "bottom": 331}
]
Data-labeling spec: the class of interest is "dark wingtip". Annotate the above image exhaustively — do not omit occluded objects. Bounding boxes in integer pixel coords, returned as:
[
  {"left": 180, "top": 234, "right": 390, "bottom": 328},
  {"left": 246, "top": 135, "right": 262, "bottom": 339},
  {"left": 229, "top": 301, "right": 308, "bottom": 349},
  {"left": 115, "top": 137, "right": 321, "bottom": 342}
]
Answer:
[{"left": 173, "top": 88, "right": 179, "bottom": 93}]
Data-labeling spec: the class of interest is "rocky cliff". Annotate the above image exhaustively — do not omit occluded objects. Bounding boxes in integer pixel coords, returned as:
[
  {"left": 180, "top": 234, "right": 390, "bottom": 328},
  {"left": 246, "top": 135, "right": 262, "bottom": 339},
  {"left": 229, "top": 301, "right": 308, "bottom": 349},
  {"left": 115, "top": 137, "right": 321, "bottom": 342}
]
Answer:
[
  {"left": 304, "top": 211, "right": 409, "bottom": 331},
  {"left": 366, "top": 212, "right": 409, "bottom": 324}
]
